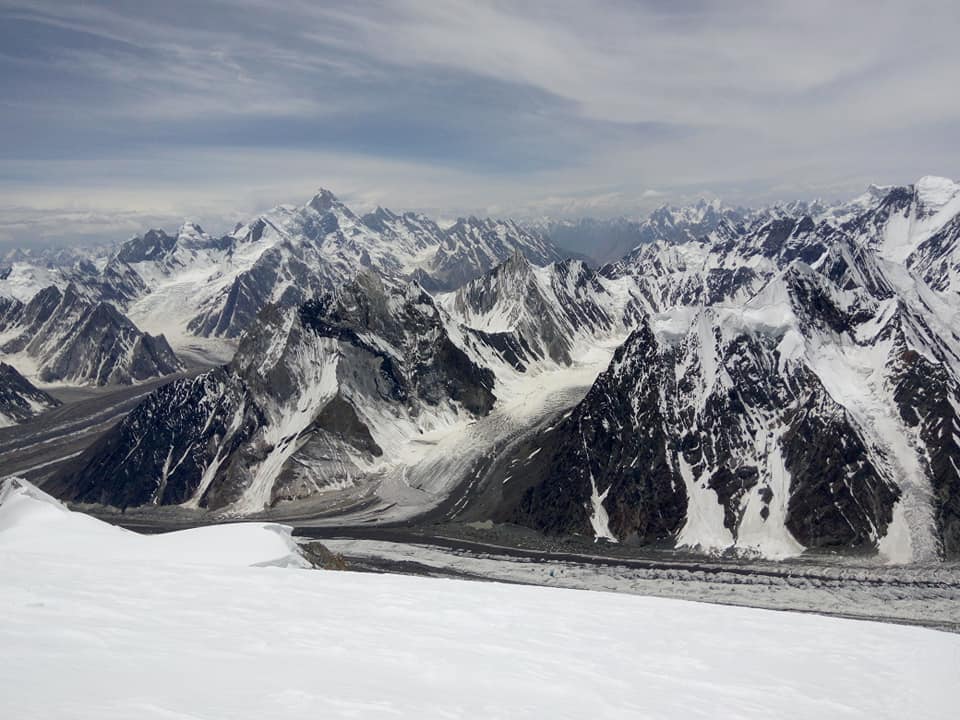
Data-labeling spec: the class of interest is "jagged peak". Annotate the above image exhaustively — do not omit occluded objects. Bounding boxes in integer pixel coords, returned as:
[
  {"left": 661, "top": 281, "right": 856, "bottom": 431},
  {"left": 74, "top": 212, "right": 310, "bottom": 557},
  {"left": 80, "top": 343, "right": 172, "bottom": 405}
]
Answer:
[
  {"left": 359, "top": 205, "right": 391, "bottom": 221},
  {"left": 710, "top": 215, "right": 744, "bottom": 241},
  {"left": 28, "top": 283, "right": 64, "bottom": 305},
  {"left": 694, "top": 197, "right": 723, "bottom": 211},
  {"left": 178, "top": 221, "right": 206, "bottom": 237},
  {"left": 648, "top": 204, "right": 677, "bottom": 220},
  {"left": 741, "top": 265, "right": 802, "bottom": 314},
  {"left": 450, "top": 214, "right": 511, "bottom": 231},
  {"left": 454, "top": 215, "right": 482, "bottom": 227},
  {"left": 359, "top": 205, "right": 401, "bottom": 231},
  {"left": 649, "top": 197, "right": 726, "bottom": 218},
  {"left": 307, "top": 188, "right": 344, "bottom": 214},
  {"left": 446, "top": 249, "right": 542, "bottom": 325},
  {"left": 489, "top": 249, "right": 534, "bottom": 279},
  {"left": 111, "top": 227, "right": 178, "bottom": 266},
  {"left": 609, "top": 314, "right": 659, "bottom": 374}
]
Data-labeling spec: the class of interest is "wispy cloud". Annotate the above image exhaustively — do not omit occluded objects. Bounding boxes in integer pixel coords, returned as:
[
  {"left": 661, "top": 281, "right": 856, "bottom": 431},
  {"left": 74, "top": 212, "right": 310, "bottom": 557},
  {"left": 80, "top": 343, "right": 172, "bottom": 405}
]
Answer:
[{"left": 1, "top": 0, "right": 957, "bottom": 246}]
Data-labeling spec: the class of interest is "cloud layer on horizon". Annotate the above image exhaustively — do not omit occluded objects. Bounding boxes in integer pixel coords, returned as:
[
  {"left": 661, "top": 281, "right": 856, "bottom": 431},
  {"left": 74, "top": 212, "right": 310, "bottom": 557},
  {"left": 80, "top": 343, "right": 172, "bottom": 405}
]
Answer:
[{"left": 1, "top": 0, "right": 958, "bottom": 246}]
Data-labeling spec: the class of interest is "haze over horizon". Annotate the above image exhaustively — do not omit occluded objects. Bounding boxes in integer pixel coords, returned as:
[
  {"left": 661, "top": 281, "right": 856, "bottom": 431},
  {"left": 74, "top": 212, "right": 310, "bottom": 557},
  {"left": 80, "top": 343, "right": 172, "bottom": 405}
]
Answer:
[{"left": 1, "top": 0, "right": 958, "bottom": 249}]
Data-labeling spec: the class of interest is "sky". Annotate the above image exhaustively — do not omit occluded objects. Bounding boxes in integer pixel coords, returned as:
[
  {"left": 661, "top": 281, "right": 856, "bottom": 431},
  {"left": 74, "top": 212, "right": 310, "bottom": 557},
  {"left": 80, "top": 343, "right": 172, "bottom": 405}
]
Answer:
[{"left": 1, "top": 0, "right": 958, "bottom": 248}]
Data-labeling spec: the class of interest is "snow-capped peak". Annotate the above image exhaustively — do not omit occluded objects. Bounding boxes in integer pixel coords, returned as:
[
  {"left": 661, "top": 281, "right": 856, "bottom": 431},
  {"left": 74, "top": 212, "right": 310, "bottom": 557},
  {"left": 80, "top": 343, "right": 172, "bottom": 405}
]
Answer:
[
  {"left": 178, "top": 221, "right": 207, "bottom": 237},
  {"left": 307, "top": 188, "right": 346, "bottom": 214}
]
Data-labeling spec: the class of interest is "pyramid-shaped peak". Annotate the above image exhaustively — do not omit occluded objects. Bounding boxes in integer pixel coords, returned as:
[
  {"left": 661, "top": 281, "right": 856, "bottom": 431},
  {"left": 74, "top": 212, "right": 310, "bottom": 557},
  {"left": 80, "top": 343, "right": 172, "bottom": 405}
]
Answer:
[
  {"left": 360, "top": 205, "right": 399, "bottom": 230},
  {"left": 500, "top": 248, "right": 533, "bottom": 270},
  {"left": 307, "top": 188, "right": 343, "bottom": 213}
]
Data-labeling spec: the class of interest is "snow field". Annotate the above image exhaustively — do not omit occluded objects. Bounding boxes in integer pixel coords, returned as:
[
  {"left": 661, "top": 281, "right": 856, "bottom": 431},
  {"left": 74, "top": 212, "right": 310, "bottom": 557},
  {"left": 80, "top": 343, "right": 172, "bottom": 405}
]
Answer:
[{"left": 2, "top": 478, "right": 959, "bottom": 719}]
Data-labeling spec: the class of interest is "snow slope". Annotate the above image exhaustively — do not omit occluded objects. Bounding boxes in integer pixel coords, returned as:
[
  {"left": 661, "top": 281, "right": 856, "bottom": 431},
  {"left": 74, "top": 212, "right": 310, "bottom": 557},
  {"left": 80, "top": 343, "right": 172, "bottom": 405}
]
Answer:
[
  {"left": 0, "top": 478, "right": 956, "bottom": 720},
  {"left": 0, "top": 262, "right": 68, "bottom": 302},
  {"left": 0, "top": 478, "right": 306, "bottom": 568}
]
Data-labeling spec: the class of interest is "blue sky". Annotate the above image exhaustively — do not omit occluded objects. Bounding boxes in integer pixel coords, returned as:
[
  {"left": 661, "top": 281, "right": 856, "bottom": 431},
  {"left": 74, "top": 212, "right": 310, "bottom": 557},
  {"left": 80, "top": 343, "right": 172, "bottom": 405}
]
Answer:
[{"left": 1, "top": 0, "right": 958, "bottom": 246}]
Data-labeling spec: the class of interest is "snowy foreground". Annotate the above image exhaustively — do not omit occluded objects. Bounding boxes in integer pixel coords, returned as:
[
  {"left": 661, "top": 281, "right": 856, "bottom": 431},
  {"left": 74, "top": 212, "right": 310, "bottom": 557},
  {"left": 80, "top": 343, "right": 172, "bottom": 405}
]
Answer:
[{"left": 1, "top": 480, "right": 957, "bottom": 720}]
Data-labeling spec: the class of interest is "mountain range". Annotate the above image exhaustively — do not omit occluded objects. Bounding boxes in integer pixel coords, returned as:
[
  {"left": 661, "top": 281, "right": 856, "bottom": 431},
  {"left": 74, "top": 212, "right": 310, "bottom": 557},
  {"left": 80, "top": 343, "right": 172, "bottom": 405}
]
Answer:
[
  {"left": 0, "top": 191, "right": 569, "bottom": 403},
  {"left": 7, "top": 177, "right": 960, "bottom": 562}
]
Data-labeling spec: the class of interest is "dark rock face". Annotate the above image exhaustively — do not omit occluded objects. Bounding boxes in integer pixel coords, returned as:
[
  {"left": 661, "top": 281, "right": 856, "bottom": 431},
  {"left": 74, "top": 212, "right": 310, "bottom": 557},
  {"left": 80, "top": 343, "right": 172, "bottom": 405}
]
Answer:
[
  {"left": 703, "top": 267, "right": 762, "bottom": 304},
  {"left": 780, "top": 391, "right": 898, "bottom": 549},
  {"left": 0, "top": 284, "right": 181, "bottom": 385},
  {"left": 0, "top": 294, "right": 20, "bottom": 323},
  {"left": 843, "top": 185, "right": 914, "bottom": 244},
  {"left": 298, "top": 272, "right": 496, "bottom": 415},
  {"left": 889, "top": 346, "right": 960, "bottom": 556},
  {"left": 311, "top": 394, "right": 382, "bottom": 457},
  {"left": 460, "top": 327, "right": 538, "bottom": 372},
  {"left": 114, "top": 229, "right": 178, "bottom": 264},
  {"left": 0, "top": 362, "right": 61, "bottom": 426},
  {"left": 52, "top": 369, "right": 262, "bottom": 508},
  {"left": 0, "top": 286, "right": 62, "bottom": 352},
  {"left": 507, "top": 322, "right": 687, "bottom": 544},
  {"left": 819, "top": 239, "right": 896, "bottom": 299},
  {"left": 783, "top": 264, "right": 876, "bottom": 335},
  {"left": 576, "top": 181, "right": 960, "bottom": 558},
  {"left": 189, "top": 253, "right": 286, "bottom": 338},
  {"left": 91, "top": 260, "right": 150, "bottom": 307},
  {"left": 503, "top": 178, "right": 960, "bottom": 559},
  {"left": 35, "top": 302, "right": 180, "bottom": 385},
  {"left": 908, "top": 213, "right": 960, "bottom": 293},
  {"left": 503, "top": 311, "right": 899, "bottom": 553}
]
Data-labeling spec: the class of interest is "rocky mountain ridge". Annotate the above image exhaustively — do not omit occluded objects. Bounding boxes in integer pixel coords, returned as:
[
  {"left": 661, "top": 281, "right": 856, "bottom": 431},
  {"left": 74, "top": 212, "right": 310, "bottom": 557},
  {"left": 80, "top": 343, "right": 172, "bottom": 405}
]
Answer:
[
  {"left": 0, "top": 361, "right": 61, "bottom": 427},
  {"left": 0, "top": 284, "right": 181, "bottom": 386},
  {"left": 27, "top": 177, "right": 960, "bottom": 562},
  {"left": 0, "top": 189, "right": 568, "bottom": 398}
]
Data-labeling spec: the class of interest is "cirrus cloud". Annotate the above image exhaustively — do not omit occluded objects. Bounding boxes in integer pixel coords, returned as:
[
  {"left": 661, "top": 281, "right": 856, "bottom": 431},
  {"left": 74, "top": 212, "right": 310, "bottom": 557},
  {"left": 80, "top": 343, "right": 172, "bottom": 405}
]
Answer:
[{"left": 0, "top": 0, "right": 957, "bottom": 248}]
